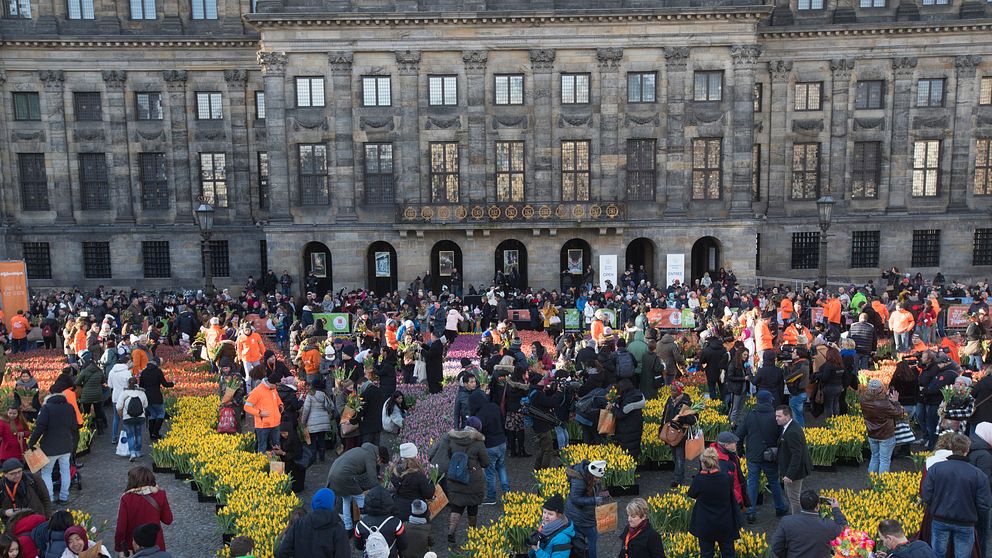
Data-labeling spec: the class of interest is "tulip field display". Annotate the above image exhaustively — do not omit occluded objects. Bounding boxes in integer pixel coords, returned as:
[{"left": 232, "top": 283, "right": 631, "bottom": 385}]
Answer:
[
  {"left": 821, "top": 472, "right": 924, "bottom": 545},
  {"left": 533, "top": 467, "right": 568, "bottom": 498},
  {"left": 660, "top": 530, "right": 770, "bottom": 558},
  {"left": 401, "top": 385, "right": 457, "bottom": 455},
  {"left": 462, "top": 490, "right": 544, "bottom": 557},
  {"left": 559, "top": 444, "right": 636, "bottom": 488}
]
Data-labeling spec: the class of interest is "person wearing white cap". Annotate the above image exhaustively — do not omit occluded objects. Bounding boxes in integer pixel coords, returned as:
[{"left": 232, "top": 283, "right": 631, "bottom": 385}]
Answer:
[
  {"left": 391, "top": 443, "right": 434, "bottom": 522},
  {"left": 564, "top": 459, "right": 608, "bottom": 558}
]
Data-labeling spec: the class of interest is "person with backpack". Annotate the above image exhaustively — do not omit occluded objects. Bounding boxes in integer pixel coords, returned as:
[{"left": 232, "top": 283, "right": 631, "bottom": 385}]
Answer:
[
  {"left": 301, "top": 377, "right": 335, "bottom": 462},
  {"left": 427, "top": 416, "right": 489, "bottom": 549},
  {"left": 614, "top": 339, "right": 637, "bottom": 381},
  {"left": 116, "top": 377, "right": 149, "bottom": 462},
  {"left": 402, "top": 499, "right": 432, "bottom": 558},
  {"left": 564, "top": 459, "right": 607, "bottom": 558},
  {"left": 275, "top": 488, "right": 350, "bottom": 558},
  {"left": 31, "top": 509, "right": 73, "bottom": 558},
  {"left": 468, "top": 390, "right": 508, "bottom": 505},
  {"left": 107, "top": 351, "right": 133, "bottom": 444},
  {"left": 528, "top": 495, "right": 576, "bottom": 558},
  {"left": 353, "top": 486, "right": 406, "bottom": 558},
  {"left": 74, "top": 350, "right": 107, "bottom": 435}
]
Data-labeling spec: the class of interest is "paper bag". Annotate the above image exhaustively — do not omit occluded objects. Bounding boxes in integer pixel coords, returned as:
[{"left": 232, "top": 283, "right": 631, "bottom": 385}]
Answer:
[
  {"left": 221, "top": 386, "right": 237, "bottom": 405},
  {"left": 24, "top": 448, "right": 49, "bottom": 474},
  {"left": 301, "top": 427, "right": 312, "bottom": 445},
  {"left": 428, "top": 484, "right": 448, "bottom": 520},
  {"left": 269, "top": 460, "right": 285, "bottom": 475},
  {"left": 78, "top": 544, "right": 103, "bottom": 558},
  {"left": 351, "top": 498, "right": 362, "bottom": 523},
  {"left": 684, "top": 428, "right": 705, "bottom": 462},
  {"left": 595, "top": 501, "right": 618, "bottom": 533},
  {"left": 597, "top": 409, "right": 616, "bottom": 436}
]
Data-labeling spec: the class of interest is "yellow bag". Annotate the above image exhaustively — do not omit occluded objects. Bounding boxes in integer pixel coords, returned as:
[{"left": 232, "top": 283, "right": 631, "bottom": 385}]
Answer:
[
  {"left": 24, "top": 448, "right": 49, "bottom": 474},
  {"left": 595, "top": 501, "right": 618, "bottom": 533},
  {"left": 597, "top": 409, "right": 616, "bottom": 436}
]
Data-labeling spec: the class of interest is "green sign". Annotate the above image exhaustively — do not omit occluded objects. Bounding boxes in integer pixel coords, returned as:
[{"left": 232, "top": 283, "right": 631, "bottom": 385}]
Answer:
[
  {"left": 681, "top": 308, "right": 696, "bottom": 329},
  {"left": 564, "top": 308, "right": 582, "bottom": 332},
  {"left": 313, "top": 312, "right": 351, "bottom": 334}
]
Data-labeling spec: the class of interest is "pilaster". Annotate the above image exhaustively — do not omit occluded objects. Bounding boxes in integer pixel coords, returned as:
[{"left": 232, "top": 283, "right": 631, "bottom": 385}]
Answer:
[
  {"left": 950, "top": 55, "right": 981, "bottom": 210},
  {"left": 530, "top": 49, "right": 555, "bottom": 201},
  {"left": 597, "top": 47, "right": 623, "bottom": 203},
  {"left": 664, "top": 47, "right": 689, "bottom": 215},
  {"left": 103, "top": 70, "right": 134, "bottom": 223},
  {"left": 163, "top": 69, "right": 193, "bottom": 223},
  {"left": 40, "top": 70, "right": 72, "bottom": 223},
  {"left": 224, "top": 69, "right": 252, "bottom": 223},
  {"left": 729, "top": 45, "right": 761, "bottom": 215},
  {"left": 396, "top": 50, "right": 422, "bottom": 204},
  {"left": 829, "top": 59, "right": 855, "bottom": 203},
  {"left": 257, "top": 51, "right": 291, "bottom": 221},
  {"left": 463, "top": 50, "right": 488, "bottom": 202},
  {"left": 888, "top": 56, "right": 917, "bottom": 211},
  {"left": 767, "top": 59, "right": 792, "bottom": 216},
  {"left": 329, "top": 52, "right": 357, "bottom": 220}
]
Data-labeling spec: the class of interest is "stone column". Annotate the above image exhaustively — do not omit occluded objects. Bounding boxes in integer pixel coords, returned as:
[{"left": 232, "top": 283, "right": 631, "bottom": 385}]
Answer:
[
  {"left": 664, "top": 47, "right": 689, "bottom": 214},
  {"left": 257, "top": 51, "right": 291, "bottom": 220},
  {"left": 395, "top": 50, "right": 421, "bottom": 204},
  {"left": 828, "top": 59, "right": 855, "bottom": 200},
  {"left": 329, "top": 52, "right": 357, "bottom": 220},
  {"left": 39, "top": 70, "right": 72, "bottom": 223},
  {"left": 103, "top": 70, "right": 134, "bottom": 223},
  {"left": 887, "top": 56, "right": 917, "bottom": 211},
  {"left": 463, "top": 50, "right": 488, "bottom": 202},
  {"left": 950, "top": 55, "right": 981, "bottom": 210},
  {"left": 597, "top": 48, "right": 622, "bottom": 202},
  {"left": 224, "top": 69, "right": 251, "bottom": 223},
  {"left": 729, "top": 45, "right": 761, "bottom": 215},
  {"left": 766, "top": 59, "right": 792, "bottom": 216},
  {"left": 529, "top": 49, "right": 555, "bottom": 201},
  {"left": 0, "top": 70, "right": 11, "bottom": 224},
  {"left": 163, "top": 70, "right": 193, "bottom": 223}
]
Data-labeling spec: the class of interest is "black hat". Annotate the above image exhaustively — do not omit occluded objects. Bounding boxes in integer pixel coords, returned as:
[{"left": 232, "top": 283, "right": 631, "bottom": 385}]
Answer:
[
  {"left": 132, "top": 523, "right": 161, "bottom": 548},
  {"left": 543, "top": 495, "right": 565, "bottom": 514}
]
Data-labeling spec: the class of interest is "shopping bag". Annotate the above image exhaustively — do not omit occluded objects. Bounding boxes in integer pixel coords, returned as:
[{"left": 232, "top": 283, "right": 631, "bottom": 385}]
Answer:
[
  {"left": 414, "top": 360, "right": 427, "bottom": 383},
  {"left": 23, "top": 448, "right": 49, "bottom": 474},
  {"left": 78, "top": 545, "right": 103, "bottom": 558},
  {"left": 597, "top": 409, "right": 616, "bottom": 436},
  {"left": 427, "top": 484, "right": 448, "bottom": 520},
  {"left": 893, "top": 421, "right": 916, "bottom": 445},
  {"left": 116, "top": 430, "right": 130, "bottom": 457},
  {"left": 269, "top": 460, "right": 285, "bottom": 475},
  {"left": 351, "top": 498, "right": 362, "bottom": 523},
  {"left": 684, "top": 427, "right": 705, "bottom": 461},
  {"left": 221, "top": 386, "right": 237, "bottom": 405},
  {"left": 595, "top": 501, "right": 618, "bottom": 533}
]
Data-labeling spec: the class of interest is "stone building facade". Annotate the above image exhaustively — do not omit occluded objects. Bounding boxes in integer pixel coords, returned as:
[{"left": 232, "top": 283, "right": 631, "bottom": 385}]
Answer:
[{"left": 1, "top": 0, "right": 991, "bottom": 293}]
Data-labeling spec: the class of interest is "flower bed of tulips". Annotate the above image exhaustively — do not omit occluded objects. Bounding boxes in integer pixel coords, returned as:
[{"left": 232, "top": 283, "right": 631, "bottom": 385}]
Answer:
[
  {"left": 462, "top": 491, "right": 544, "bottom": 557},
  {"left": 559, "top": 444, "right": 637, "bottom": 488},
  {"left": 402, "top": 385, "right": 457, "bottom": 456},
  {"left": 661, "top": 530, "right": 770, "bottom": 558},
  {"left": 821, "top": 472, "right": 924, "bottom": 544},
  {"left": 646, "top": 486, "right": 770, "bottom": 558}
]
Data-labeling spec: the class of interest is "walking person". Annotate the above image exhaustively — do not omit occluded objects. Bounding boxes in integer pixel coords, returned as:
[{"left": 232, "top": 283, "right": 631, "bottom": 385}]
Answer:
[
  {"left": 74, "top": 351, "right": 106, "bottom": 435},
  {"left": 688, "top": 447, "right": 741, "bottom": 558},
  {"left": 243, "top": 373, "right": 284, "bottom": 453},
  {"left": 137, "top": 362, "right": 174, "bottom": 441},
  {"left": 26, "top": 386, "right": 78, "bottom": 504},
  {"left": 564, "top": 460, "right": 607, "bottom": 558},
  {"left": 300, "top": 377, "right": 334, "bottom": 462},
  {"left": 735, "top": 390, "right": 788, "bottom": 523},
  {"left": 428, "top": 417, "right": 489, "bottom": 549},
  {"left": 274, "top": 488, "right": 351, "bottom": 558},
  {"left": 662, "top": 381, "right": 698, "bottom": 488},
  {"left": 113, "top": 466, "right": 173, "bottom": 556},
  {"left": 468, "top": 391, "right": 508, "bottom": 505},
  {"left": 860, "top": 379, "right": 905, "bottom": 474},
  {"left": 775, "top": 405, "right": 812, "bottom": 515},
  {"left": 116, "top": 378, "right": 149, "bottom": 461}
]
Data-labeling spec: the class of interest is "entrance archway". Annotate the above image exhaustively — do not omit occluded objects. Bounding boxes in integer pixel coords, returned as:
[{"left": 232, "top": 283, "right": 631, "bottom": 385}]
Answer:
[
  {"left": 494, "top": 239, "right": 528, "bottom": 290},
  {"left": 625, "top": 238, "right": 655, "bottom": 286},
  {"left": 560, "top": 238, "right": 592, "bottom": 292},
  {"left": 430, "top": 240, "right": 463, "bottom": 295},
  {"left": 302, "top": 241, "right": 333, "bottom": 298},
  {"left": 690, "top": 236, "right": 721, "bottom": 287},
  {"left": 367, "top": 241, "right": 398, "bottom": 295}
]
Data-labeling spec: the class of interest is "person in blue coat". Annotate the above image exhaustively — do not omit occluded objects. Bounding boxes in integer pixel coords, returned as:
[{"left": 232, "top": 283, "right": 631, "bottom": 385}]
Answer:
[{"left": 529, "top": 495, "right": 576, "bottom": 558}]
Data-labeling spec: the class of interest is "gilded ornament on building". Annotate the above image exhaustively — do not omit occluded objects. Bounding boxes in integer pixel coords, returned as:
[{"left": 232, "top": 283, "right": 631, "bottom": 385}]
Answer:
[
  {"left": 572, "top": 205, "right": 585, "bottom": 219},
  {"left": 471, "top": 206, "right": 485, "bottom": 220},
  {"left": 438, "top": 206, "right": 451, "bottom": 220},
  {"left": 606, "top": 204, "right": 620, "bottom": 218},
  {"left": 505, "top": 205, "right": 518, "bottom": 220},
  {"left": 488, "top": 205, "right": 501, "bottom": 220},
  {"left": 555, "top": 205, "right": 567, "bottom": 219},
  {"left": 522, "top": 205, "right": 534, "bottom": 219},
  {"left": 539, "top": 205, "right": 552, "bottom": 219},
  {"left": 421, "top": 206, "right": 434, "bottom": 220},
  {"left": 403, "top": 207, "right": 417, "bottom": 220},
  {"left": 589, "top": 205, "right": 602, "bottom": 219},
  {"left": 455, "top": 206, "right": 468, "bottom": 220}
]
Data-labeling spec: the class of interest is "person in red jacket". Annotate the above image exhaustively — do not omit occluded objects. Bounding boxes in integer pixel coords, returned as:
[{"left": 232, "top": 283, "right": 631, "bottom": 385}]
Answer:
[
  {"left": 712, "top": 431, "right": 749, "bottom": 511},
  {"left": 113, "top": 466, "right": 173, "bottom": 555},
  {"left": 7, "top": 510, "right": 45, "bottom": 558}
]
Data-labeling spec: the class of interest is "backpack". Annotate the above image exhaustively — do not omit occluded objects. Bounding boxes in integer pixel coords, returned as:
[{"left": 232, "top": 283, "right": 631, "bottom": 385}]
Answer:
[
  {"left": 361, "top": 518, "right": 394, "bottom": 558},
  {"left": 447, "top": 448, "right": 470, "bottom": 484},
  {"left": 217, "top": 405, "right": 238, "bottom": 434},
  {"left": 42, "top": 324, "right": 53, "bottom": 338},
  {"left": 616, "top": 350, "right": 635, "bottom": 379},
  {"left": 125, "top": 395, "right": 144, "bottom": 418},
  {"left": 569, "top": 530, "right": 589, "bottom": 558}
]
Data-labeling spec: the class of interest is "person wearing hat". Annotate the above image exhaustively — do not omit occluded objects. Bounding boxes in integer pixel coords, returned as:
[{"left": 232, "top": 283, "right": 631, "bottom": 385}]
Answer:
[
  {"left": 427, "top": 417, "right": 489, "bottom": 548},
  {"left": 564, "top": 459, "right": 607, "bottom": 558},
  {"left": 391, "top": 443, "right": 434, "bottom": 521},
  {"left": 528, "top": 495, "right": 575, "bottom": 558},
  {"left": 63, "top": 524, "right": 111, "bottom": 557},
  {"left": 402, "top": 499, "right": 432, "bottom": 558},
  {"left": 27, "top": 379, "right": 79, "bottom": 505},
  {"left": 275, "top": 488, "right": 351, "bottom": 558},
  {"left": 689, "top": 447, "right": 742, "bottom": 558},
  {"left": 326, "top": 444, "right": 391, "bottom": 533},
  {"left": 0, "top": 458, "right": 51, "bottom": 519},
  {"left": 128, "top": 523, "right": 172, "bottom": 557},
  {"left": 354, "top": 485, "right": 407, "bottom": 558},
  {"left": 243, "top": 372, "right": 284, "bottom": 453},
  {"left": 421, "top": 331, "right": 445, "bottom": 395},
  {"left": 453, "top": 362, "right": 479, "bottom": 431},
  {"left": 712, "top": 431, "right": 749, "bottom": 511},
  {"left": 734, "top": 390, "right": 787, "bottom": 523},
  {"left": 74, "top": 348, "right": 107, "bottom": 435},
  {"left": 859, "top": 379, "right": 905, "bottom": 475}
]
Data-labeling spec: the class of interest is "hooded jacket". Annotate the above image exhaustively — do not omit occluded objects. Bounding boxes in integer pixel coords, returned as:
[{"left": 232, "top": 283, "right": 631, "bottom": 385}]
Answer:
[
  {"left": 428, "top": 428, "right": 489, "bottom": 508},
  {"left": 564, "top": 462, "right": 599, "bottom": 529},
  {"left": 656, "top": 334, "right": 684, "bottom": 377},
  {"left": 28, "top": 394, "right": 79, "bottom": 457},
  {"left": 699, "top": 336, "right": 729, "bottom": 384},
  {"left": 468, "top": 390, "right": 506, "bottom": 449},
  {"left": 74, "top": 360, "right": 105, "bottom": 405},
  {"left": 274, "top": 503, "right": 350, "bottom": 558},
  {"left": 354, "top": 486, "right": 406, "bottom": 558},
  {"left": 612, "top": 388, "right": 647, "bottom": 457},
  {"left": 734, "top": 399, "right": 780, "bottom": 463},
  {"left": 326, "top": 443, "right": 379, "bottom": 496}
]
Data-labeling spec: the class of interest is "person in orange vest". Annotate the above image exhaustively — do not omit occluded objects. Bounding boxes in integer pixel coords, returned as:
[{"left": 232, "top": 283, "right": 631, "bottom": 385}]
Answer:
[
  {"left": 9, "top": 310, "right": 30, "bottom": 354},
  {"left": 205, "top": 317, "right": 226, "bottom": 359},
  {"left": 818, "top": 292, "right": 842, "bottom": 340},
  {"left": 130, "top": 336, "right": 150, "bottom": 375},
  {"left": 384, "top": 320, "right": 399, "bottom": 351},
  {"left": 236, "top": 323, "right": 266, "bottom": 372},
  {"left": 243, "top": 372, "right": 284, "bottom": 452},
  {"left": 779, "top": 294, "right": 795, "bottom": 324},
  {"left": 590, "top": 310, "right": 606, "bottom": 348},
  {"left": 888, "top": 302, "right": 916, "bottom": 353},
  {"left": 72, "top": 317, "right": 89, "bottom": 357},
  {"left": 781, "top": 321, "right": 810, "bottom": 347},
  {"left": 299, "top": 339, "right": 322, "bottom": 384}
]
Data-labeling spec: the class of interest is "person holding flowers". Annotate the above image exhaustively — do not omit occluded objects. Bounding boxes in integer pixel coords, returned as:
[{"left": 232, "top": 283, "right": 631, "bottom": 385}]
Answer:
[
  {"left": 662, "top": 381, "right": 697, "bottom": 488},
  {"left": 243, "top": 372, "right": 284, "bottom": 453},
  {"left": 428, "top": 416, "right": 489, "bottom": 549},
  {"left": 937, "top": 375, "right": 975, "bottom": 438},
  {"left": 326, "top": 443, "right": 390, "bottom": 534},
  {"left": 390, "top": 443, "right": 434, "bottom": 521}
]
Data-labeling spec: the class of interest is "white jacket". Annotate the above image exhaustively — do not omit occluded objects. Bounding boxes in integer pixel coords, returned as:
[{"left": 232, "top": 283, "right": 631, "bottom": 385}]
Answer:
[
  {"left": 107, "top": 363, "right": 132, "bottom": 405},
  {"left": 382, "top": 401, "right": 404, "bottom": 434}
]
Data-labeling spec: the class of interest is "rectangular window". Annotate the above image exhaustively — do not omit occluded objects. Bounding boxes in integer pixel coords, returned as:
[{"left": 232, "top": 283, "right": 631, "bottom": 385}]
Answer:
[
  {"left": 82, "top": 242, "right": 111, "bottom": 279},
  {"left": 791, "top": 143, "right": 821, "bottom": 199},
  {"left": 627, "top": 72, "right": 656, "bottom": 103},
  {"left": 66, "top": 0, "right": 94, "bottom": 19},
  {"left": 561, "top": 140, "right": 590, "bottom": 201},
  {"left": 195, "top": 92, "right": 223, "bottom": 120},
  {"left": 257, "top": 152, "right": 269, "bottom": 210},
  {"left": 921, "top": 0, "right": 948, "bottom": 5},
  {"left": 851, "top": 141, "right": 881, "bottom": 199},
  {"left": 17, "top": 154, "right": 48, "bottom": 211},
  {"left": 12, "top": 92, "right": 40, "bottom": 121},
  {"left": 198, "top": 152, "right": 228, "bottom": 207},
  {"left": 981, "top": 77, "right": 992, "bottom": 106},
  {"left": 756, "top": 233, "right": 761, "bottom": 272},
  {"left": 298, "top": 144, "right": 329, "bottom": 205},
  {"left": 429, "top": 142, "right": 459, "bottom": 203},
  {"left": 754, "top": 83, "right": 763, "bottom": 112},
  {"left": 190, "top": 0, "right": 216, "bottom": 19},
  {"left": 855, "top": 80, "right": 885, "bottom": 110},
  {"left": 129, "top": 0, "right": 154, "bottom": 19},
  {"left": 917, "top": 78, "right": 945, "bottom": 108},
  {"left": 203, "top": 240, "right": 229, "bottom": 278},
  {"left": 976, "top": 139, "right": 992, "bottom": 196},
  {"left": 692, "top": 138, "right": 722, "bottom": 200},
  {"left": 259, "top": 239, "right": 267, "bottom": 276},
  {"left": 22, "top": 242, "right": 51, "bottom": 279},
  {"left": 428, "top": 75, "right": 457, "bottom": 106},
  {"left": 139, "top": 152, "right": 169, "bottom": 210},
  {"left": 859, "top": 0, "right": 885, "bottom": 6},
  {"left": 142, "top": 241, "right": 171, "bottom": 278},
  {"left": 850, "top": 230, "right": 880, "bottom": 268},
  {"left": 361, "top": 76, "right": 391, "bottom": 107},
  {"left": 4, "top": 0, "right": 31, "bottom": 18},
  {"left": 797, "top": 0, "right": 824, "bottom": 8},
  {"left": 794, "top": 82, "right": 823, "bottom": 111},
  {"left": 364, "top": 143, "right": 394, "bottom": 205},
  {"left": 752, "top": 144, "right": 761, "bottom": 201},
  {"left": 693, "top": 71, "right": 723, "bottom": 102},
  {"left": 136, "top": 92, "right": 163, "bottom": 120},
  {"left": 494, "top": 75, "right": 524, "bottom": 105},
  {"left": 912, "top": 229, "right": 941, "bottom": 267},
  {"left": 78, "top": 153, "right": 108, "bottom": 210},
  {"left": 73, "top": 92, "right": 102, "bottom": 121},
  {"left": 626, "top": 139, "right": 656, "bottom": 201},
  {"left": 495, "top": 141, "right": 525, "bottom": 202},
  {"left": 295, "top": 77, "right": 325, "bottom": 108},
  {"left": 974, "top": 229, "right": 992, "bottom": 266},
  {"left": 561, "top": 73, "right": 590, "bottom": 105},
  {"left": 791, "top": 232, "right": 820, "bottom": 270},
  {"left": 912, "top": 140, "right": 941, "bottom": 197},
  {"left": 254, "top": 91, "right": 265, "bottom": 120}
]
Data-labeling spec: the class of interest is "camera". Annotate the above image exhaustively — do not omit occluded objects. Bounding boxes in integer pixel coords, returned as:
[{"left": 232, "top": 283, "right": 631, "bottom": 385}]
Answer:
[
  {"left": 526, "top": 532, "right": 544, "bottom": 547},
  {"left": 778, "top": 345, "right": 796, "bottom": 363}
]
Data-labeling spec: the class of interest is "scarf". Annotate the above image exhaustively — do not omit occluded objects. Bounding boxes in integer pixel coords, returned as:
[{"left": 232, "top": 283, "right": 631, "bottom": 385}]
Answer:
[
  {"left": 124, "top": 486, "right": 159, "bottom": 496},
  {"left": 539, "top": 518, "right": 567, "bottom": 539},
  {"left": 14, "top": 378, "right": 38, "bottom": 392},
  {"left": 624, "top": 521, "right": 646, "bottom": 549}
]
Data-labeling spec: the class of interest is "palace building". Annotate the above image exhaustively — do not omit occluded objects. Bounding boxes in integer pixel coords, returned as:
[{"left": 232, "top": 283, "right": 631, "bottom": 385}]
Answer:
[{"left": 1, "top": 0, "right": 991, "bottom": 293}]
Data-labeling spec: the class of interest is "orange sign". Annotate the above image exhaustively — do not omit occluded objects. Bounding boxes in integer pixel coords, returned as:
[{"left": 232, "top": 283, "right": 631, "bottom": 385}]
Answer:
[
  {"left": 0, "top": 261, "right": 28, "bottom": 328},
  {"left": 946, "top": 305, "right": 971, "bottom": 329},
  {"left": 646, "top": 308, "right": 683, "bottom": 329},
  {"left": 247, "top": 313, "right": 276, "bottom": 335}
]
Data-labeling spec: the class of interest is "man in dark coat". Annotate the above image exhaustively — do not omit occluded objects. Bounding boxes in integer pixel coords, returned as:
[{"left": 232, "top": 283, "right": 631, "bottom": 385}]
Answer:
[
  {"left": 356, "top": 378, "right": 384, "bottom": 446},
  {"left": 275, "top": 488, "right": 350, "bottom": 558},
  {"left": 326, "top": 443, "right": 389, "bottom": 533},
  {"left": 26, "top": 389, "right": 79, "bottom": 504},
  {"left": 138, "top": 362, "right": 175, "bottom": 440},
  {"left": 754, "top": 350, "right": 785, "bottom": 405},
  {"left": 735, "top": 390, "right": 788, "bottom": 523},
  {"left": 421, "top": 331, "right": 445, "bottom": 394},
  {"left": 611, "top": 379, "right": 647, "bottom": 460},
  {"left": 770, "top": 490, "right": 847, "bottom": 558},
  {"left": 638, "top": 340, "right": 665, "bottom": 401},
  {"left": 468, "top": 391, "right": 508, "bottom": 504},
  {"left": 776, "top": 405, "right": 812, "bottom": 515},
  {"left": 699, "top": 334, "right": 729, "bottom": 402},
  {"left": 0, "top": 458, "right": 51, "bottom": 518},
  {"left": 922, "top": 433, "right": 992, "bottom": 558}
]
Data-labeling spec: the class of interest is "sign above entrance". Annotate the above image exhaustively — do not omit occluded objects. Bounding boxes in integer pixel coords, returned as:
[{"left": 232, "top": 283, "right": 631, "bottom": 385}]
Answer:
[
  {"left": 600, "top": 254, "right": 617, "bottom": 289},
  {"left": 666, "top": 254, "right": 685, "bottom": 287}
]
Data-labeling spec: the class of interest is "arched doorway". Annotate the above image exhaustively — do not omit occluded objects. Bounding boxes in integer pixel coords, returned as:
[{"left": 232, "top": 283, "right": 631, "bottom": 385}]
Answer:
[
  {"left": 302, "top": 241, "right": 333, "bottom": 298},
  {"left": 367, "top": 241, "right": 398, "bottom": 295},
  {"left": 625, "top": 238, "right": 655, "bottom": 286},
  {"left": 560, "top": 238, "right": 592, "bottom": 292},
  {"left": 494, "top": 239, "right": 528, "bottom": 290},
  {"left": 430, "top": 240, "right": 463, "bottom": 295},
  {"left": 690, "top": 236, "right": 721, "bottom": 287}
]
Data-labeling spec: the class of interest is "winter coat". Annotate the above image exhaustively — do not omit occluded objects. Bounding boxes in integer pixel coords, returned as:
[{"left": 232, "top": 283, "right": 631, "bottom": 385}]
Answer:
[
  {"left": 969, "top": 432, "right": 992, "bottom": 484},
  {"left": 74, "top": 361, "right": 105, "bottom": 405},
  {"left": 468, "top": 390, "right": 506, "bottom": 449},
  {"left": 138, "top": 364, "right": 174, "bottom": 405},
  {"left": 971, "top": 375, "right": 992, "bottom": 426},
  {"left": 688, "top": 470, "right": 741, "bottom": 542},
  {"left": 354, "top": 487, "right": 406, "bottom": 558},
  {"left": 887, "top": 540, "right": 940, "bottom": 558},
  {"left": 564, "top": 463, "right": 599, "bottom": 529},
  {"left": 301, "top": 390, "right": 334, "bottom": 434},
  {"left": 274, "top": 508, "right": 351, "bottom": 558},
  {"left": 32, "top": 523, "right": 67, "bottom": 558},
  {"left": 656, "top": 334, "right": 684, "bottom": 377},
  {"left": 770, "top": 508, "right": 848, "bottom": 558},
  {"left": 638, "top": 351, "right": 664, "bottom": 400},
  {"left": 734, "top": 401, "right": 780, "bottom": 463},
  {"left": 107, "top": 363, "right": 132, "bottom": 408},
  {"left": 453, "top": 385, "right": 475, "bottom": 431},
  {"left": 754, "top": 362, "right": 785, "bottom": 403},
  {"left": 326, "top": 443, "right": 380, "bottom": 496},
  {"left": 355, "top": 382, "right": 384, "bottom": 437},
  {"left": 528, "top": 521, "right": 576, "bottom": 558},
  {"left": 617, "top": 522, "right": 666, "bottom": 558},
  {"left": 116, "top": 388, "right": 149, "bottom": 422},
  {"left": 429, "top": 428, "right": 489, "bottom": 508},
  {"left": 0, "top": 472, "right": 51, "bottom": 517},
  {"left": 391, "top": 469, "right": 434, "bottom": 520},
  {"left": 612, "top": 389, "right": 646, "bottom": 458},
  {"left": 725, "top": 358, "right": 749, "bottom": 397},
  {"left": 859, "top": 392, "right": 904, "bottom": 440},
  {"left": 130, "top": 547, "right": 173, "bottom": 558},
  {"left": 713, "top": 443, "right": 748, "bottom": 508},
  {"left": 922, "top": 455, "right": 992, "bottom": 526},
  {"left": 276, "top": 383, "right": 303, "bottom": 428},
  {"left": 402, "top": 521, "right": 431, "bottom": 558},
  {"left": 699, "top": 337, "right": 728, "bottom": 384},
  {"left": 779, "top": 421, "right": 812, "bottom": 481},
  {"left": 27, "top": 394, "right": 79, "bottom": 457}
]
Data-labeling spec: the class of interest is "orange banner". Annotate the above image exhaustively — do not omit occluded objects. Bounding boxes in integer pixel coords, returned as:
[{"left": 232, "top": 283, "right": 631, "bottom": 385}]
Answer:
[
  {"left": 247, "top": 313, "right": 276, "bottom": 335},
  {"left": 0, "top": 261, "right": 28, "bottom": 328},
  {"left": 947, "top": 305, "right": 971, "bottom": 329}
]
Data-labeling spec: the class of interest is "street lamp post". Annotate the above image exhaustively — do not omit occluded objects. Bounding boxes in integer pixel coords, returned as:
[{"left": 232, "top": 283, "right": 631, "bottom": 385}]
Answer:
[
  {"left": 194, "top": 199, "right": 216, "bottom": 297},
  {"left": 816, "top": 195, "right": 835, "bottom": 290}
]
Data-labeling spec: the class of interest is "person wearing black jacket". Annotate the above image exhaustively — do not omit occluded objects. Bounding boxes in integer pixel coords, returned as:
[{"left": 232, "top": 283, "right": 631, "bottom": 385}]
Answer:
[
  {"left": 375, "top": 347, "right": 398, "bottom": 397},
  {"left": 724, "top": 344, "right": 750, "bottom": 427},
  {"left": 354, "top": 486, "right": 407, "bottom": 558},
  {"left": 527, "top": 374, "right": 563, "bottom": 470},
  {"left": 848, "top": 314, "right": 877, "bottom": 372},
  {"left": 776, "top": 405, "right": 813, "bottom": 515},
  {"left": 663, "top": 382, "right": 697, "bottom": 488},
  {"left": 468, "top": 391, "right": 508, "bottom": 503},
  {"left": 922, "top": 433, "right": 992, "bottom": 558},
  {"left": 612, "top": 379, "right": 647, "bottom": 460},
  {"left": 753, "top": 350, "right": 785, "bottom": 405},
  {"left": 138, "top": 362, "right": 174, "bottom": 441},
  {"left": 972, "top": 372, "right": 992, "bottom": 429},
  {"left": 699, "top": 335, "right": 729, "bottom": 403},
  {"left": 275, "top": 488, "right": 350, "bottom": 558},
  {"left": 26, "top": 389, "right": 79, "bottom": 505},
  {"left": 596, "top": 340, "right": 619, "bottom": 387},
  {"left": 617, "top": 498, "right": 666, "bottom": 558},
  {"left": 735, "top": 390, "right": 787, "bottom": 523},
  {"left": 276, "top": 375, "right": 303, "bottom": 431},
  {"left": 355, "top": 378, "right": 384, "bottom": 446},
  {"left": 421, "top": 332, "right": 445, "bottom": 394},
  {"left": 502, "top": 368, "right": 531, "bottom": 458},
  {"left": 918, "top": 350, "right": 958, "bottom": 450},
  {"left": 638, "top": 341, "right": 665, "bottom": 401}
]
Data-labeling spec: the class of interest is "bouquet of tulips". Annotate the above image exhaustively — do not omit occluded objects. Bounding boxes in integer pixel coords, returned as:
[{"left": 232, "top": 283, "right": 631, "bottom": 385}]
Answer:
[{"left": 830, "top": 527, "right": 874, "bottom": 557}]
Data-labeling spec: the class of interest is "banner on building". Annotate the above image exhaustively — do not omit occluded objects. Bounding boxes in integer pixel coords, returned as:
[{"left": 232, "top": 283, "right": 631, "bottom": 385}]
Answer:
[
  {"left": 0, "top": 261, "right": 28, "bottom": 328},
  {"left": 246, "top": 313, "right": 276, "bottom": 335},
  {"left": 647, "top": 308, "right": 686, "bottom": 329},
  {"left": 666, "top": 254, "right": 685, "bottom": 287},
  {"left": 314, "top": 312, "right": 351, "bottom": 334},
  {"left": 564, "top": 308, "right": 583, "bottom": 332},
  {"left": 600, "top": 255, "right": 618, "bottom": 290}
]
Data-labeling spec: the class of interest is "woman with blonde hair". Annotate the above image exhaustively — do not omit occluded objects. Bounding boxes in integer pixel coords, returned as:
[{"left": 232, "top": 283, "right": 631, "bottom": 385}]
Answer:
[
  {"left": 688, "top": 447, "right": 741, "bottom": 558},
  {"left": 617, "top": 498, "right": 665, "bottom": 558},
  {"left": 391, "top": 443, "right": 434, "bottom": 520}
]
